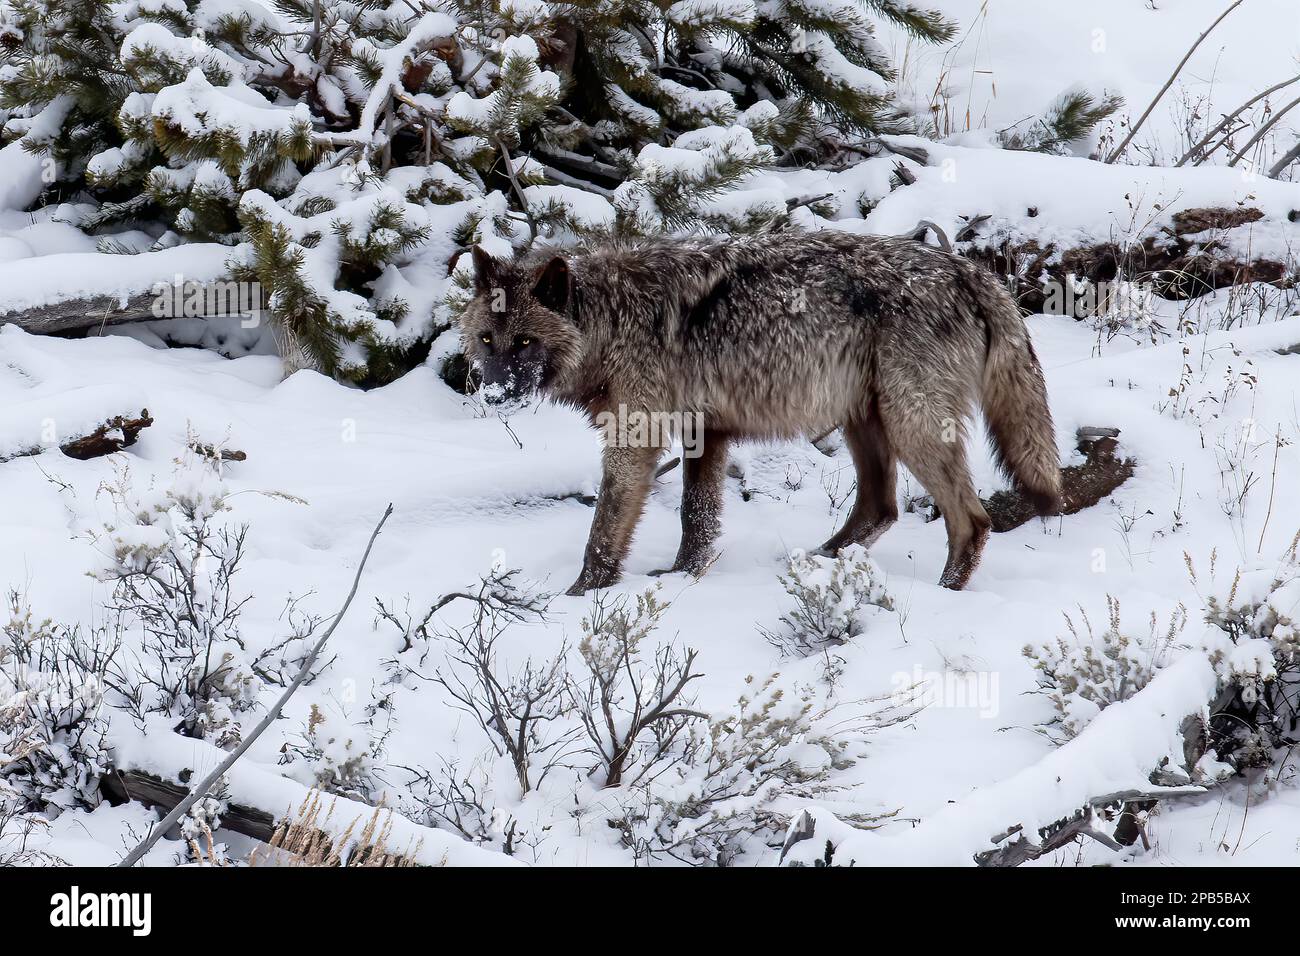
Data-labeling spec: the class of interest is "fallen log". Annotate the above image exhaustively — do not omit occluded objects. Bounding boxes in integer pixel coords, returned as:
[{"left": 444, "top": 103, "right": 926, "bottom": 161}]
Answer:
[
  {"left": 780, "top": 652, "right": 1220, "bottom": 866},
  {"left": 962, "top": 206, "right": 1291, "bottom": 313},
  {"left": 973, "top": 787, "right": 1202, "bottom": 866},
  {"left": 0, "top": 244, "right": 239, "bottom": 336},
  {"left": 98, "top": 750, "right": 512, "bottom": 867},
  {"left": 60, "top": 410, "right": 154, "bottom": 460},
  {"left": 3, "top": 290, "right": 161, "bottom": 337},
  {"left": 102, "top": 769, "right": 277, "bottom": 842},
  {"left": 0, "top": 409, "right": 154, "bottom": 463}
]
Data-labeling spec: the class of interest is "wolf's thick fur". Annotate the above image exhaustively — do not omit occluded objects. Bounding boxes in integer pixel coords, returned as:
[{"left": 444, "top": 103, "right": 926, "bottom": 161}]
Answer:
[{"left": 461, "top": 232, "right": 1062, "bottom": 595}]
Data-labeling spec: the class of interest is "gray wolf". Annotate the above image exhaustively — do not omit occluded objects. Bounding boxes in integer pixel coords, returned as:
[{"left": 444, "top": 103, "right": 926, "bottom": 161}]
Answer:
[{"left": 459, "top": 232, "right": 1062, "bottom": 595}]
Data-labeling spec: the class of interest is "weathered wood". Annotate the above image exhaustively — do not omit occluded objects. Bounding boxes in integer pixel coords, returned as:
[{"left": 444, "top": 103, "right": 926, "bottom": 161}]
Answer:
[
  {"left": 900, "top": 219, "right": 952, "bottom": 251},
  {"left": 963, "top": 207, "right": 1291, "bottom": 313},
  {"left": 1, "top": 410, "right": 154, "bottom": 464},
  {"left": 1076, "top": 425, "right": 1121, "bottom": 440},
  {"left": 976, "top": 786, "right": 1206, "bottom": 866},
  {"left": 188, "top": 440, "right": 247, "bottom": 462},
  {"left": 0, "top": 294, "right": 262, "bottom": 337},
  {"left": 0, "top": 291, "right": 160, "bottom": 336},
  {"left": 101, "top": 769, "right": 278, "bottom": 842},
  {"left": 975, "top": 808, "right": 1094, "bottom": 867},
  {"left": 59, "top": 410, "right": 154, "bottom": 460}
]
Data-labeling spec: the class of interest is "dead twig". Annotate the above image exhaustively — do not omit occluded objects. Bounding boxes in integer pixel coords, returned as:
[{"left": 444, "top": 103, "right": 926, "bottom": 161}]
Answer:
[
  {"left": 1227, "top": 92, "right": 1300, "bottom": 169},
  {"left": 1175, "top": 73, "right": 1300, "bottom": 166}
]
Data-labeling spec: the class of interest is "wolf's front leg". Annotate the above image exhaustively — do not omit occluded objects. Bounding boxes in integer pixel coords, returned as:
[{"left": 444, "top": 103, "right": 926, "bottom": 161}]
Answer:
[
  {"left": 652, "top": 430, "right": 729, "bottom": 577},
  {"left": 566, "top": 444, "right": 660, "bottom": 595}
]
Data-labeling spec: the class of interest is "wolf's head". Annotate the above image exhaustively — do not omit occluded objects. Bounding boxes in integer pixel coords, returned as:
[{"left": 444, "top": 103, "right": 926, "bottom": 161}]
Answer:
[{"left": 459, "top": 247, "right": 582, "bottom": 404}]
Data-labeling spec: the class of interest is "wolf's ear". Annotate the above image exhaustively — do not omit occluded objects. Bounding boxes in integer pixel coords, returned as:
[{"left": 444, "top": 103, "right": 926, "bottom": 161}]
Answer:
[
  {"left": 470, "top": 245, "right": 499, "bottom": 294},
  {"left": 532, "top": 256, "right": 570, "bottom": 313}
]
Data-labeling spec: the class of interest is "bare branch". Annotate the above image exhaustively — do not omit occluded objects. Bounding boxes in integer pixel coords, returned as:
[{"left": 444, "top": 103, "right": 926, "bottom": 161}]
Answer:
[{"left": 1106, "top": 0, "right": 1245, "bottom": 164}]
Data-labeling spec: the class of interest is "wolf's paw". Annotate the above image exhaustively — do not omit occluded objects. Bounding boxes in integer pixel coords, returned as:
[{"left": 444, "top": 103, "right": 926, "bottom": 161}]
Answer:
[
  {"left": 566, "top": 565, "right": 620, "bottom": 595},
  {"left": 649, "top": 552, "right": 716, "bottom": 579}
]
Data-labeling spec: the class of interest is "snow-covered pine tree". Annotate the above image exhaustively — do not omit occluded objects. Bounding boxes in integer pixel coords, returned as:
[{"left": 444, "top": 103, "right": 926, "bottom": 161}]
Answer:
[{"left": 0, "top": 0, "right": 958, "bottom": 383}]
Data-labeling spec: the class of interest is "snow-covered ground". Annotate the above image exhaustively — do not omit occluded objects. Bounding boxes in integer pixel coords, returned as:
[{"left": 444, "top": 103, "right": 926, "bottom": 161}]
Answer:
[
  {"left": 881, "top": 0, "right": 1300, "bottom": 165},
  {"left": 2, "top": 1, "right": 1300, "bottom": 868},
  {"left": 4, "top": 268, "right": 1300, "bottom": 864}
]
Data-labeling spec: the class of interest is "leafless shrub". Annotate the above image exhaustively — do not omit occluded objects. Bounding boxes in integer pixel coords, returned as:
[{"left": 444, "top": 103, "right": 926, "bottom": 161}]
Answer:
[
  {"left": 0, "top": 805, "right": 62, "bottom": 866},
  {"left": 422, "top": 567, "right": 576, "bottom": 795},
  {"left": 397, "top": 758, "right": 497, "bottom": 843},
  {"left": 609, "top": 675, "right": 900, "bottom": 866},
  {"left": 1, "top": 591, "right": 117, "bottom": 817},
  {"left": 571, "top": 587, "right": 705, "bottom": 789},
  {"left": 93, "top": 454, "right": 320, "bottom": 748},
  {"left": 375, "top": 565, "right": 550, "bottom": 665}
]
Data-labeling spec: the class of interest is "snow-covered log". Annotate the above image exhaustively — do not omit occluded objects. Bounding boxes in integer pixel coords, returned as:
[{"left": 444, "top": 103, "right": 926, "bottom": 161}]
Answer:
[
  {"left": 0, "top": 245, "right": 234, "bottom": 335},
  {"left": 780, "top": 652, "right": 1219, "bottom": 867},
  {"left": 104, "top": 724, "right": 516, "bottom": 867},
  {"left": 57, "top": 411, "right": 153, "bottom": 460},
  {"left": 963, "top": 206, "right": 1292, "bottom": 313},
  {"left": 0, "top": 385, "right": 154, "bottom": 462}
]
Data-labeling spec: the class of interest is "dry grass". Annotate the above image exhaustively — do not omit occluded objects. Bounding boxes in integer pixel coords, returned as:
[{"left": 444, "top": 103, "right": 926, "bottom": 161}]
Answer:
[{"left": 247, "top": 790, "right": 425, "bottom": 867}]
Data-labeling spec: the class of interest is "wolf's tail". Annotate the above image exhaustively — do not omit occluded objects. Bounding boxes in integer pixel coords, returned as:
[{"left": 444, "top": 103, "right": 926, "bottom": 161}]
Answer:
[{"left": 979, "top": 288, "right": 1063, "bottom": 516}]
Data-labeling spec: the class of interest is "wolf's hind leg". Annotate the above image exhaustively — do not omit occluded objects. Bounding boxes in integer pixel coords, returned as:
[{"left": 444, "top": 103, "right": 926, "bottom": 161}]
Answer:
[
  {"left": 567, "top": 444, "right": 660, "bottom": 596},
  {"left": 889, "top": 422, "right": 991, "bottom": 590},
  {"left": 816, "top": 411, "right": 898, "bottom": 555},
  {"left": 652, "top": 430, "right": 729, "bottom": 577}
]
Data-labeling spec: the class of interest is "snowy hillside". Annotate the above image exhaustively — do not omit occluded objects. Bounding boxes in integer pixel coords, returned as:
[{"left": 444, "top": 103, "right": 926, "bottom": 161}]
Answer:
[{"left": 0, "top": 0, "right": 1298, "bottom": 871}]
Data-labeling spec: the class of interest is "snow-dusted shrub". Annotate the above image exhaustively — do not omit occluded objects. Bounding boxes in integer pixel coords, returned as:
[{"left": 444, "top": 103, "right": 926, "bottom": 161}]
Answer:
[
  {"left": 426, "top": 566, "right": 573, "bottom": 796},
  {"left": 1189, "top": 537, "right": 1300, "bottom": 769},
  {"left": 280, "top": 701, "right": 389, "bottom": 803},
  {"left": 1024, "top": 596, "right": 1187, "bottom": 742},
  {"left": 609, "top": 675, "right": 858, "bottom": 866},
  {"left": 94, "top": 449, "right": 316, "bottom": 748},
  {"left": 764, "top": 545, "right": 894, "bottom": 657},
  {"left": 1, "top": 592, "right": 117, "bottom": 817},
  {"left": 178, "top": 778, "right": 231, "bottom": 866},
  {"left": 572, "top": 587, "right": 703, "bottom": 790}
]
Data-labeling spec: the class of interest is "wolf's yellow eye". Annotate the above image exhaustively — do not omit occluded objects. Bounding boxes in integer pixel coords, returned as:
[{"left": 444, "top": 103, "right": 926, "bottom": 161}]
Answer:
[
  {"left": 518, "top": 337, "right": 531, "bottom": 347},
  {"left": 481, "top": 335, "right": 492, "bottom": 345}
]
